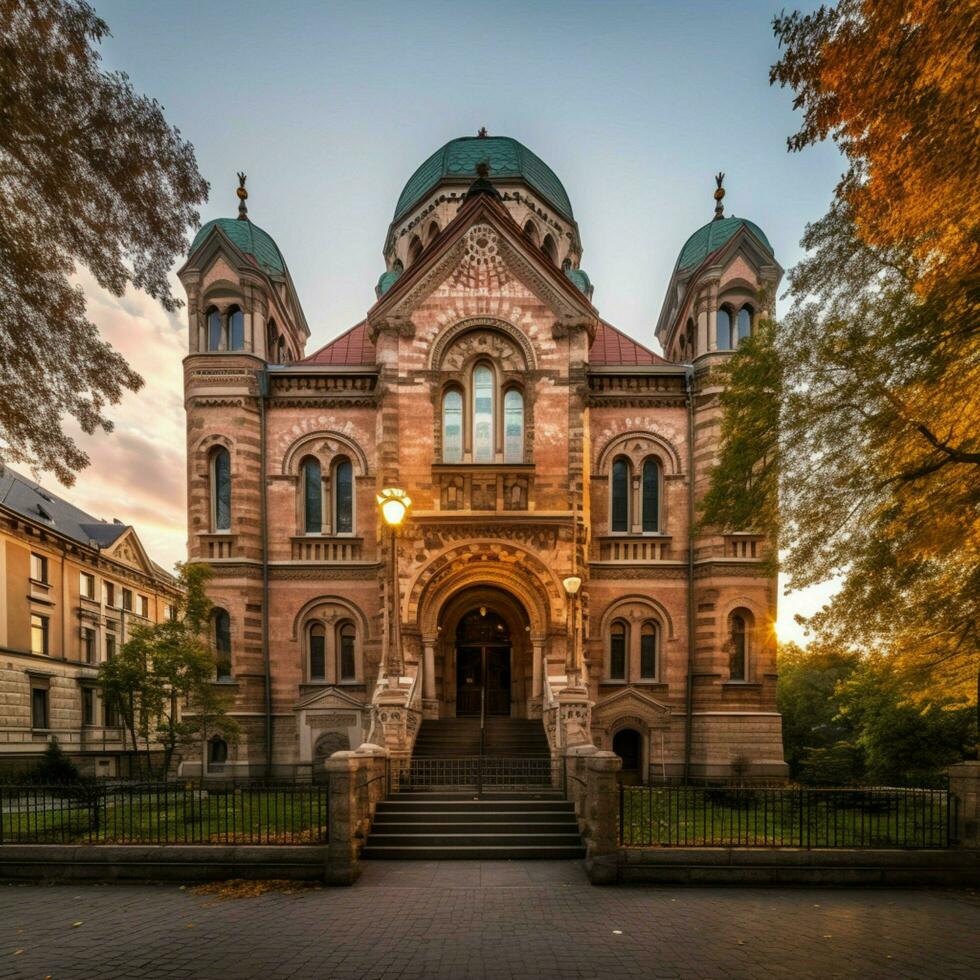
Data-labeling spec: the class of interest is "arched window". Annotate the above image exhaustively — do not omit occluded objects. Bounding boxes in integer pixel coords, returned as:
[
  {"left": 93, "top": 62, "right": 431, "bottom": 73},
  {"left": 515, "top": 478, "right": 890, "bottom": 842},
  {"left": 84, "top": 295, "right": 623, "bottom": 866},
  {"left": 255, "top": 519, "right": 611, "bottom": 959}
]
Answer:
[
  {"left": 523, "top": 220, "right": 540, "bottom": 246},
  {"left": 208, "top": 736, "right": 228, "bottom": 765},
  {"left": 213, "top": 608, "right": 231, "bottom": 680},
  {"left": 267, "top": 320, "right": 278, "bottom": 362},
  {"left": 427, "top": 220, "right": 440, "bottom": 243},
  {"left": 228, "top": 306, "right": 245, "bottom": 350},
  {"left": 611, "top": 457, "right": 630, "bottom": 533},
  {"left": 737, "top": 307, "right": 752, "bottom": 343},
  {"left": 277, "top": 336, "right": 286, "bottom": 364},
  {"left": 206, "top": 308, "right": 223, "bottom": 351},
  {"left": 640, "top": 622, "right": 658, "bottom": 679},
  {"left": 302, "top": 457, "right": 322, "bottom": 533},
  {"left": 210, "top": 447, "right": 231, "bottom": 532},
  {"left": 609, "top": 621, "right": 628, "bottom": 681},
  {"left": 685, "top": 318, "right": 696, "bottom": 360},
  {"left": 473, "top": 364, "right": 494, "bottom": 463},
  {"left": 641, "top": 459, "right": 660, "bottom": 533},
  {"left": 333, "top": 457, "right": 353, "bottom": 534},
  {"left": 503, "top": 389, "right": 524, "bottom": 463},
  {"left": 442, "top": 389, "right": 463, "bottom": 463},
  {"left": 542, "top": 234, "right": 558, "bottom": 265},
  {"left": 729, "top": 612, "right": 748, "bottom": 681},
  {"left": 716, "top": 308, "right": 732, "bottom": 350},
  {"left": 338, "top": 623, "right": 356, "bottom": 682},
  {"left": 308, "top": 623, "right": 326, "bottom": 681},
  {"left": 408, "top": 235, "right": 423, "bottom": 264}
]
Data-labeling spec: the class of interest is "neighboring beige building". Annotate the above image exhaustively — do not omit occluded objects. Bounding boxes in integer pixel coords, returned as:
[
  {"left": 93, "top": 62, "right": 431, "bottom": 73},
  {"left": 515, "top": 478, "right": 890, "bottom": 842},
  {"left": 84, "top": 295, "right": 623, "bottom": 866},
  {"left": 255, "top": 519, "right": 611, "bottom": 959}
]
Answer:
[
  {"left": 0, "top": 465, "right": 182, "bottom": 777},
  {"left": 180, "top": 133, "right": 788, "bottom": 783}
]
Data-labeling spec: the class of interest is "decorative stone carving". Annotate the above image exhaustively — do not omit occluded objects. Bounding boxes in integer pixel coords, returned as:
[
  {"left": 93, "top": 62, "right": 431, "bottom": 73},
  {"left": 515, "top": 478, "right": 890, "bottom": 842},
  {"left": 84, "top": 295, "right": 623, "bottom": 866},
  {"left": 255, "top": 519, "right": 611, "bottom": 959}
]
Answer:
[{"left": 442, "top": 330, "right": 525, "bottom": 373}]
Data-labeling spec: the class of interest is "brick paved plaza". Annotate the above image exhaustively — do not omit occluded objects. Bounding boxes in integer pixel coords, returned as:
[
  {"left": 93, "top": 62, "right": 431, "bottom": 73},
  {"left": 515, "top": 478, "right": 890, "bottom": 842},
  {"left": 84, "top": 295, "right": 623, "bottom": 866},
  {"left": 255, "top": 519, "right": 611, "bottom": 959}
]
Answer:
[{"left": 1, "top": 863, "right": 978, "bottom": 979}]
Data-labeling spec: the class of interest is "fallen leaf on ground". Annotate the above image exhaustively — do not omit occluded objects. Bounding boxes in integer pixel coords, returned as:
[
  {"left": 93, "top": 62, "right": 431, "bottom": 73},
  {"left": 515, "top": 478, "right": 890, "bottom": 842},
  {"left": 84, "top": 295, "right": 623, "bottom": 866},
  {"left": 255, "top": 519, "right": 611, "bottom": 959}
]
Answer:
[
  {"left": 189, "top": 879, "right": 315, "bottom": 900},
  {"left": 71, "top": 922, "right": 82, "bottom": 928}
]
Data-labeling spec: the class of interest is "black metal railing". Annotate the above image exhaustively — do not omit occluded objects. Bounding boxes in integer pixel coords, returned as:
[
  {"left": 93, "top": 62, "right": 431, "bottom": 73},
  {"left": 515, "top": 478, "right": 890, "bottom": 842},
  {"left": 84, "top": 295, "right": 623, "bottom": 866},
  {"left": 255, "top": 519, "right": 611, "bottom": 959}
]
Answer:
[
  {"left": 390, "top": 757, "right": 563, "bottom": 795},
  {"left": 0, "top": 781, "right": 329, "bottom": 846},
  {"left": 619, "top": 785, "right": 957, "bottom": 849}
]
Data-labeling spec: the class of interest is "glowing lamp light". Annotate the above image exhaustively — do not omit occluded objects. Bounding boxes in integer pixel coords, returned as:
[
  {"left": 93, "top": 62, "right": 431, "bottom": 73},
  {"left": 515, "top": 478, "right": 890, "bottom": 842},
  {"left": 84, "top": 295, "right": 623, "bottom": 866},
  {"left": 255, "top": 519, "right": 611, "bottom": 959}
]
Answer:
[
  {"left": 377, "top": 487, "right": 411, "bottom": 527},
  {"left": 562, "top": 575, "right": 582, "bottom": 596}
]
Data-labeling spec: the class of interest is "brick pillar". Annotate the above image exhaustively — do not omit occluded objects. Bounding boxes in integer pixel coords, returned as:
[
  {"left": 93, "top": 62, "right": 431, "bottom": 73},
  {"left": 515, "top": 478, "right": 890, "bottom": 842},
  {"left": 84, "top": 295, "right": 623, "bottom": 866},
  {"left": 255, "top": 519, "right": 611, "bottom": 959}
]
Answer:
[
  {"left": 950, "top": 761, "right": 980, "bottom": 848},
  {"left": 583, "top": 750, "right": 622, "bottom": 884}
]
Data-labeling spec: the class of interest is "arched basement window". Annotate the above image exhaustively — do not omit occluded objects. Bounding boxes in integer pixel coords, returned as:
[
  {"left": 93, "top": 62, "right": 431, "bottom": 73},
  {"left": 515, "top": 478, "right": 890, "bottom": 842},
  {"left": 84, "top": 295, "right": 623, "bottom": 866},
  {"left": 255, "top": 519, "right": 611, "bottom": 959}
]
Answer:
[
  {"left": 640, "top": 622, "right": 657, "bottom": 679},
  {"left": 610, "top": 621, "right": 627, "bottom": 680},
  {"left": 303, "top": 457, "right": 322, "bottom": 533},
  {"left": 442, "top": 389, "right": 463, "bottom": 463},
  {"left": 473, "top": 365, "right": 494, "bottom": 463},
  {"left": 716, "top": 309, "right": 732, "bottom": 350},
  {"left": 213, "top": 609, "right": 231, "bottom": 680},
  {"left": 209, "top": 736, "right": 228, "bottom": 765},
  {"left": 207, "top": 309, "right": 222, "bottom": 351},
  {"left": 642, "top": 459, "right": 660, "bottom": 532},
  {"left": 611, "top": 458, "right": 630, "bottom": 532},
  {"left": 729, "top": 612, "right": 748, "bottom": 681},
  {"left": 737, "top": 307, "right": 752, "bottom": 343},
  {"left": 503, "top": 389, "right": 524, "bottom": 463},
  {"left": 211, "top": 447, "right": 231, "bottom": 531},
  {"left": 308, "top": 623, "right": 326, "bottom": 681},
  {"left": 333, "top": 458, "right": 353, "bottom": 534},
  {"left": 338, "top": 622, "right": 356, "bottom": 681},
  {"left": 228, "top": 307, "right": 245, "bottom": 350}
]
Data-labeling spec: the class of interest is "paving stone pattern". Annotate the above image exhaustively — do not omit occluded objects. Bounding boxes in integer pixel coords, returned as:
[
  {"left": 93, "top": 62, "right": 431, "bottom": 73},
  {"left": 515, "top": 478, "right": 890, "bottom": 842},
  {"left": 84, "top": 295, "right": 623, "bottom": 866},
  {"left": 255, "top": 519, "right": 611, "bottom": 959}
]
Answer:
[{"left": 0, "top": 862, "right": 978, "bottom": 979}]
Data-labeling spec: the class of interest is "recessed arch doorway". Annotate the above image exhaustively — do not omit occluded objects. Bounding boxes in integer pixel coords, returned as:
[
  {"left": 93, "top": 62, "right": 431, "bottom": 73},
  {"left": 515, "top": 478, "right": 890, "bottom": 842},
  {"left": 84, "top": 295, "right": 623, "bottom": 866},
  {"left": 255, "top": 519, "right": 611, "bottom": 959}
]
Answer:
[{"left": 455, "top": 608, "right": 511, "bottom": 716}]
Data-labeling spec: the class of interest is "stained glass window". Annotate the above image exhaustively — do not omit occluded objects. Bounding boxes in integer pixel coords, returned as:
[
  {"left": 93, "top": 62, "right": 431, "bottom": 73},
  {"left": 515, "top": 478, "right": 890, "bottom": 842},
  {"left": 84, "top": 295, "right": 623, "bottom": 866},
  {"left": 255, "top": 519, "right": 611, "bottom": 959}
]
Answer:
[
  {"left": 334, "top": 458, "right": 353, "bottom": 533},
  {"left": 212, "top": 448, "right": 231, "bottom": 531},
  {"left": 309, "top": 624, "right": 326, "bottom": 681},
  {"left": 214, "top": 609, "right": 232, "bottom": 680},
  {"left": 642, "top": 459, "right": 660, "bottom": 532},
  {"left": 730, "top": 613, "right": 747, "bottom": 681},
  {"left": 303, "top": 457, "right": 322, "bottom": 533},
  {"left": 611, "top": 458, "right": 629, "bottom": 532},
  {"left": 442, "top": 390, "right": 463, "bottom": 463},
  {"left": 473, "top": 365, "right": 494, "bottom": 462},
  {"left": 504, "top": 389, "right": 524, "bottom": 463}
]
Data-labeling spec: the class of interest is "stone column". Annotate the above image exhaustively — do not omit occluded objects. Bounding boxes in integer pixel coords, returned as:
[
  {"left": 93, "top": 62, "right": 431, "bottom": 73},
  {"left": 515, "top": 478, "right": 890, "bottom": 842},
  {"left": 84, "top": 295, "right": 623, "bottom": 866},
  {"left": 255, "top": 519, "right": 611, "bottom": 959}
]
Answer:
[
  {"left": 531, "top": 640, "right": 545, "bottom": 700},
  {"left": 583, "top": 750, "right": 622, "bottom": 885},
  {"left": 422, "top": 641, "right": 436, "bottom": 700},
  {"left": 950, "top": 761, "right": 980, "bottom": 848}
]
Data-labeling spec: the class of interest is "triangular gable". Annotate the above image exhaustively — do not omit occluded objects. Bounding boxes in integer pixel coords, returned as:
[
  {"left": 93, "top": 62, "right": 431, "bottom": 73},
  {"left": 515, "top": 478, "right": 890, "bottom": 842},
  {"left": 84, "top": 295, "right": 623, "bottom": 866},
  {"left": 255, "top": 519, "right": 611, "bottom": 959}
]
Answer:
[
  {"left": 589, "top": 320, "right": 672, "bottom": 367},
  {"left": 368, "top": 191, "right": 599, "bottom": 332},
  {"left": 297, "top": 320, "right": 376, "bottom": 367},
  {"left": 592, "top": 686, "right": 671, "bottom": 722},
  {"left": 293, "top": 686, "right": 368, "bottom": 712},
  {"left": 103, "top": 527, "right": 153, "bottom": 576}
]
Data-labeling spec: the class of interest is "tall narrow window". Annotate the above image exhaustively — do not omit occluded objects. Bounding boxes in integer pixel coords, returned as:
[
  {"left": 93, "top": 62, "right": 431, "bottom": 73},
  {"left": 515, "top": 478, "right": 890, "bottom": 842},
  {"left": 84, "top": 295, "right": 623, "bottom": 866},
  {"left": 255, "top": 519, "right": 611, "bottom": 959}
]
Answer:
[
  {"left": 303, "top": 457, "right": 322, "bottom": 533},
  {"left": 611, "top": 458, "right": 630, "bottom": 532},
  {"left": 642, "top": 459, "right": 660, "bottom": 533},
  {"left": 737, "top": 308, "right": 752, "bottom": 343},
  {"left": 30, "top": 553, "right": 48, "bottom": 583},
  {"left": 228, "top": 307, "right": 245, "bottom": 350},
  {"left": 81, "top": 627, "right": 96, "bottom": 664},
  {"left": 504, "top": 389, "right": 524, "bottom": 463},
  {"left": 338, "top": 623, "right": 356, "bottom": 681},
  {"left": 31, "top": 614, "right": 49, "bottom": 656},
  {"left": 334, "top": 458, "right": 353, "bottom": 534},
  {"left": 212, "top": 447, "right": 231, "bottom": 531},
  {"left": 82, "top": 688, "right": 95, "bottom": 726},
  {"left": 31, "top": 688, "right": 48, "bottom": 729},
  {"left": 213, "top": 609, "right": 232, "bottom": 680},
  {"left": 207, "top": 309, "right": 222, "bottom": 351},
  {"left": 610, "top": 622, "right": 627, "bottom": 680},
  {"left": 640, "top": 622, "right": 657, "bottom": 679},
  {"left": 309, "top": 623, "right": 326, "bottom": 681},
  {"left": 716, "top": 308, "right": 732, "bottom": 350},
  {"left": 79, "top": 572, "right": 95, "bottom": 599},
  {"left": 473, "top": 365, "right": 494, "bottom": 462},
  {"left": 729, "top": 613, "right": 747, "bottom": 681},
  {"left": 442, "top": 390, "right": 463, "bottom": 463}
]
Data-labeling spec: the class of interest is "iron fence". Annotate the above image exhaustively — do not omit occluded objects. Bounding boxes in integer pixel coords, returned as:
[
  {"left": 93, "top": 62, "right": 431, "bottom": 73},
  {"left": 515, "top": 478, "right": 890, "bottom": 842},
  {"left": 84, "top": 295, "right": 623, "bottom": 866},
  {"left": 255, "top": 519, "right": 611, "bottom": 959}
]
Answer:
[
  {"left": 390, "top": 757, "right": 563, "bottom": 795},
  {"left": 0, "top": 781, "right": 329, "bottom": 845},
  {"left": 620, "top": 785, "right": 957, "bottom": 849}
]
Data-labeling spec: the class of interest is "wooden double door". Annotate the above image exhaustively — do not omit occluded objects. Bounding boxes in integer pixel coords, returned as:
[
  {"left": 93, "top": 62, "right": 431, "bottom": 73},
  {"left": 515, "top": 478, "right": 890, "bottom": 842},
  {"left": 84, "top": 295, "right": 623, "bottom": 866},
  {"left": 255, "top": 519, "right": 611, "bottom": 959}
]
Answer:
[{"left": 454, "top": 608, "right": 512, "bottom": 717}]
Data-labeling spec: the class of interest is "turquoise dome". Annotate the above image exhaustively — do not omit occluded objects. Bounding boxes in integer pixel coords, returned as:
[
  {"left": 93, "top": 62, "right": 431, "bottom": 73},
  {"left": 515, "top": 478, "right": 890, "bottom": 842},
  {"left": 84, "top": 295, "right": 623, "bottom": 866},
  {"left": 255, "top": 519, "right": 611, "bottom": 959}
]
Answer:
[
  {"left": 394, "top": 136, "right": 574, "bottom": 222},
  {"left": 676, "top": 216, "right": 772, "bottom": 272},
  {"left": 189, "top": 218, "right": 286, "bottom": 276},
  {"left": 564, "top": 267, "right": 593, "bottom": 298},
  {"left": 376, "top": 267, "right": 402, "bottom": 296}
]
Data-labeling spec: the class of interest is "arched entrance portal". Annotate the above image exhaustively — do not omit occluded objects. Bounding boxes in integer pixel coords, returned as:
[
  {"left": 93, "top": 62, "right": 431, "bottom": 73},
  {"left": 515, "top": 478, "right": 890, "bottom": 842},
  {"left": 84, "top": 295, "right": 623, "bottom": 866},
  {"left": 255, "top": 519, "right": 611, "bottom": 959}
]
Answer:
[
  {"left": 455, "top": 608, "right": 512, "bottom": 716},
  {"left": 613, "top": 728, "right": 643, "bottom": 785},
  {"left": 435, "top": 587, "right": 533, "bottom": 719}
]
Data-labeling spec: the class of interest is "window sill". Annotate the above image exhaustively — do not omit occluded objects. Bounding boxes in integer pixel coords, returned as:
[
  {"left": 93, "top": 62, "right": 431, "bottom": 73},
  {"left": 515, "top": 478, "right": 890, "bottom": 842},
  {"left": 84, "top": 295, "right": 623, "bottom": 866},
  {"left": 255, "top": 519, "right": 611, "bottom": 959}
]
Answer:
[
  {"left": 722, "top": 681, "right": 762, "bottom": 688},
  {"left": 599, "top": 680, "right": 667, "bottom": 688},
  {"left": 213, "top": 678, "right": 238, "bottom": 686}
]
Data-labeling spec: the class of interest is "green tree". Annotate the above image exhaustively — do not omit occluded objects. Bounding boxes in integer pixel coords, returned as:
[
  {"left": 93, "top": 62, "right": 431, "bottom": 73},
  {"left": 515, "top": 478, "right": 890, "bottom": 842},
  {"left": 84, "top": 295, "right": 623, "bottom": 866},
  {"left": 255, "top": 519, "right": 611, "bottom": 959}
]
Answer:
[
  {"left": 0, "top": 0, "right": 208, "bottom": 484},
  {"left": 99, "top": 564, "right": 237, "bottom": 779}
]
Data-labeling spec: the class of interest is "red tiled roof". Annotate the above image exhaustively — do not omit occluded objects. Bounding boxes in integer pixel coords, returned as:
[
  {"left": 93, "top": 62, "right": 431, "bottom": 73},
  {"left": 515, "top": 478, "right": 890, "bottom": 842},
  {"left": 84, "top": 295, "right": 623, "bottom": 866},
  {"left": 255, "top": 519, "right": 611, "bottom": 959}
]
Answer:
[
  {"left": 298, "top": 320, "right": 376, "bottom": 366},
  {"left": 589, "top": 320, "right": 670, "bottom": 366}
]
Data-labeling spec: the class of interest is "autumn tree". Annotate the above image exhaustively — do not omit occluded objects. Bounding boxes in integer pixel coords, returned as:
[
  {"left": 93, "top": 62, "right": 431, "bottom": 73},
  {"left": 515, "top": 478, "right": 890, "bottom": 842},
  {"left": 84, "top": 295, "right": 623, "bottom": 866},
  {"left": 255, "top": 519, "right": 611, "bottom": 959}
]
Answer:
[
  {"left": 703, "top": 0, "right": 980, "bottom": 704},
  {"left": 0, "top": 0, "right": 208, "bottom": 484}
]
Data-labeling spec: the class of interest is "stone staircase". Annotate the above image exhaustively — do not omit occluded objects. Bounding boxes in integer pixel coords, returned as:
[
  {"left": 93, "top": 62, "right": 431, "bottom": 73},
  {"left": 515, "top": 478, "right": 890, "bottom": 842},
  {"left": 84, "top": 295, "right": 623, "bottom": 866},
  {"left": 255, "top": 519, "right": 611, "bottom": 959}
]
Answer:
[
  {"left": 361, "top": 791, "right": 584, "bottom": 860},
  {"left": 411, "top": 717, "right": 551, "bottom": 758}
]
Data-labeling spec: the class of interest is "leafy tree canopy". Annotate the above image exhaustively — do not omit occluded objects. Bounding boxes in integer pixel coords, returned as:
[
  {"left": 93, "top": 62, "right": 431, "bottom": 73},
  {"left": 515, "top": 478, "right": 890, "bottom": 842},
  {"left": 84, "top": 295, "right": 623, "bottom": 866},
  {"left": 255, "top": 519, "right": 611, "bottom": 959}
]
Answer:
[{"left": 0, "top": 0, "right": 208, "bottom": 483}]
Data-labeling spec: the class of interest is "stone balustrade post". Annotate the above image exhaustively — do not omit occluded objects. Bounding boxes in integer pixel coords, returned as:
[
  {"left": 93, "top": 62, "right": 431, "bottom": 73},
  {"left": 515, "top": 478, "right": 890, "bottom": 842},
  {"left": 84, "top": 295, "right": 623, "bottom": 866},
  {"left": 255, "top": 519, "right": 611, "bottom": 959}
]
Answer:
[
  {"left": 949, "top": 761, "right": 980, "bottom": 848},
  {"left": 324, "top": 743, "right": 388, "bottom": 885},
  {"left": 584, "top": 750, "right": 622, "bottom": 885}
]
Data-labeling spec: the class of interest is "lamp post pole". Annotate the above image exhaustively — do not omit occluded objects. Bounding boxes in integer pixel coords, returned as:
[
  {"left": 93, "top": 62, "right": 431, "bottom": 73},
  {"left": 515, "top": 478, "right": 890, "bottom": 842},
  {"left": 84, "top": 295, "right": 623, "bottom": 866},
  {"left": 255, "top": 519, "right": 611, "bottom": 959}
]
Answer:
[
  {"left": 377, "top": 488, "right": 411, "bottom": 690},
  {"left": 563, "top": 575, "right": 583, "bottom": 689}
]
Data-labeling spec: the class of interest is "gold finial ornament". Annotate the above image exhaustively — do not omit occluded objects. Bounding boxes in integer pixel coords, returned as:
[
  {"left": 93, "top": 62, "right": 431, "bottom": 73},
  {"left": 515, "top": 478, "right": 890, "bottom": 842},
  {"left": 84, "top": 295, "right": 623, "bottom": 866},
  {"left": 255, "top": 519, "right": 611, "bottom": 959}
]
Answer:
[
  {"left": 713, "top": 171, "right": 725, "bottom": 221},
  {"left": 236, "top": 171, "right": 249, "bottom": 220}
]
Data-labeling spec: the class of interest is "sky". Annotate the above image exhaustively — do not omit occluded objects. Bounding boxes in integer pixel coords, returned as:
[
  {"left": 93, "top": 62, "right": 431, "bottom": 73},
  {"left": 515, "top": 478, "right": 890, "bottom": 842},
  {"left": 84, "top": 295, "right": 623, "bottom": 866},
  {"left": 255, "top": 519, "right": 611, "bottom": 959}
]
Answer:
[{"left": 47, "top": 0, "right": 841, "bottom": 644}]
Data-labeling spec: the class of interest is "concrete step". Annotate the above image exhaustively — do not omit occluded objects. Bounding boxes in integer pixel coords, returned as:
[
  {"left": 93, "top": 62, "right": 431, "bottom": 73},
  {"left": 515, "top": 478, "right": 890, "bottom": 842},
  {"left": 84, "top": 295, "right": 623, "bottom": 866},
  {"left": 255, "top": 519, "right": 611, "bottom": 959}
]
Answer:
[
  {"left": 372, "top": 820, "right": 579, "bottom": 833},
  {"left": 376, "top": 799, "right": 573, "bottom": 813},
  {"left": 361, "top": 844, "right": 585, "bottom": 860},
  {"left": 367, "top": 832, "right": 583, "bottom": 847},
  {"left": 373, "top": 811, "right": 575, "bottom": 825}
]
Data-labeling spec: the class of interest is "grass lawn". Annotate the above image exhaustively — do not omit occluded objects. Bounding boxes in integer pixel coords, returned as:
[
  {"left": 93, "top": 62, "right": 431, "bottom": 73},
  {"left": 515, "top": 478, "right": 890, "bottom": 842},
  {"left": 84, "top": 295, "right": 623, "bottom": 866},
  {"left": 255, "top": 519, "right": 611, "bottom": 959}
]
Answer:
[
  {"left": 0, "top": 787, "right": 329, "bottom": 845},
  {"left": 620, "top": 786, "right": 953, "bottom": 848}
]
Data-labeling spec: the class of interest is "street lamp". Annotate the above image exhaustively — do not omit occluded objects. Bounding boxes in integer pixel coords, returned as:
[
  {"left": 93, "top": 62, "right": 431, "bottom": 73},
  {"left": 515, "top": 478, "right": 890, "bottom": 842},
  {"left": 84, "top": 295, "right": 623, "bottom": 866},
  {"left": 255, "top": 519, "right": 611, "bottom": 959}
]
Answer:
[
  {"left": 563, "top": 575, "right": 583, "bottom": 687},
  {"left": 378, "top": 488, "right": 412, "bottom": 687}
]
